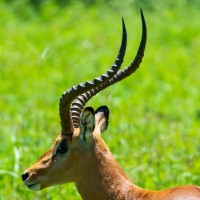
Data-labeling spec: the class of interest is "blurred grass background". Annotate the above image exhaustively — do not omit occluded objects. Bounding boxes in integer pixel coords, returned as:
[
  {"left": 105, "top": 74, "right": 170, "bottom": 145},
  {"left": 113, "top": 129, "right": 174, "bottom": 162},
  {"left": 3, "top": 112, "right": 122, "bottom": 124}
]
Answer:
[{"left": 0, "top": 0, "right": 200, "bottom": 199}]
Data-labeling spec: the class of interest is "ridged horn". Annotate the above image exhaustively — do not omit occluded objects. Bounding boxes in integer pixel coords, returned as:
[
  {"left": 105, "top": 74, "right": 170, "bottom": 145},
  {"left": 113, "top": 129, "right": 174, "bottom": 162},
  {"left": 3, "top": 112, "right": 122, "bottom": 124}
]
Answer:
[
  {"left": 71, "top": 9, "right": 147, "bottom": 128},
  {"left": 59, "top": 19, "right": 127, "bottom": 135}
]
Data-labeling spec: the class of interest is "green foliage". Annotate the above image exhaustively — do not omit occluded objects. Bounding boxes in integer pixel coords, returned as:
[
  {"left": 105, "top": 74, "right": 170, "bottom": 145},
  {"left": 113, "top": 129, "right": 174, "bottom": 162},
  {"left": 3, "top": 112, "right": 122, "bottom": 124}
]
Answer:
[{"left": 0, "top": 1, "right": 200, "bottom": 199}]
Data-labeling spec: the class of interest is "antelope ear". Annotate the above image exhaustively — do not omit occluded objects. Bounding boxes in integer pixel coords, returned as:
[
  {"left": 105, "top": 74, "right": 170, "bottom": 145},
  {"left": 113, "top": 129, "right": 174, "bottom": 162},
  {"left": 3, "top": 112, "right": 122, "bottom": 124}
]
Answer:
[
  {"left": 80, "top": 107, "right": 95, "bottom": 141},
  {"left": 94, "top": 106, "right": 109, "bottom": 135}
]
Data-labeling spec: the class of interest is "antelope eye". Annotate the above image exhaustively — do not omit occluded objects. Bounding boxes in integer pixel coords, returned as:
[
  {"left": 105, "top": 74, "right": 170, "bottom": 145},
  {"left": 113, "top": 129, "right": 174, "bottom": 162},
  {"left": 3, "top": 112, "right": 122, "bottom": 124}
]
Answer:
[{"left": 56, "top": 140, "right": 68, "bottom": 154}]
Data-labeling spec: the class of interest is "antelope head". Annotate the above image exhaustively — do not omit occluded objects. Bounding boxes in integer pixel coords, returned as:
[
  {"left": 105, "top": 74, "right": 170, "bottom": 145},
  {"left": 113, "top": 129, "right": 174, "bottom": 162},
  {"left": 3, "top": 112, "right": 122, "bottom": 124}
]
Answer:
[{"left": 22, "top": 10, "right": 146, "bottom": 192}]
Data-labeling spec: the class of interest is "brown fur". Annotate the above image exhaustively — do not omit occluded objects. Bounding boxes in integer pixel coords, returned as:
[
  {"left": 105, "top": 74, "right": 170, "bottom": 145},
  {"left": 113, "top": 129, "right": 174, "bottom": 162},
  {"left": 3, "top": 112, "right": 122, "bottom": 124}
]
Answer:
[
  {"left": 23, "top": 131, "right": 200, "bottom": 199},
  {"left": 23, "top": 109, "right": 200, "bottom": 200}
]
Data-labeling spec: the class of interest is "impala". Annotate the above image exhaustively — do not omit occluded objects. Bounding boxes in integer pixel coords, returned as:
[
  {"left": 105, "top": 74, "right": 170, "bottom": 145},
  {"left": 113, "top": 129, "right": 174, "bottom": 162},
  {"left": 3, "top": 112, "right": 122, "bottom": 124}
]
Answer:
[{"left": 22, "top": 10, "right": 200, "bottom": 200}]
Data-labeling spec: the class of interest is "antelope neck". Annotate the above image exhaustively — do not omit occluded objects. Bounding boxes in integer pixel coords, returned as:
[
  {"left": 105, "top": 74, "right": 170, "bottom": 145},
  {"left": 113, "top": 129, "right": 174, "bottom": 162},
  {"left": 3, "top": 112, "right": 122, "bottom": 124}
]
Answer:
[{"left": 75, "top": 134, "right": 142, "bottom": 200}]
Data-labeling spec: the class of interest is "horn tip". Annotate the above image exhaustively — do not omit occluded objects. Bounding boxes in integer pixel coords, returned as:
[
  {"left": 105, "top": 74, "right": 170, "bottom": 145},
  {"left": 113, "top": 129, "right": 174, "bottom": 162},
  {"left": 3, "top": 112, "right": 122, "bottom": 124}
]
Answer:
[
  {"left": 140, "top": 9, "right": 145, "bottom": 24},
  {"left": 140, "top": 8, "right": 144, "bottom": 16}
]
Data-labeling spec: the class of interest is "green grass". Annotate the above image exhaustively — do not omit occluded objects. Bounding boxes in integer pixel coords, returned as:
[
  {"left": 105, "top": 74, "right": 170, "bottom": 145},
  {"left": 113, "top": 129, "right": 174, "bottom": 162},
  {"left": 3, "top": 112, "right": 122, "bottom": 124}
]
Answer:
[{"left": 0, "top": 1, "right": 200, "bottom": 199}]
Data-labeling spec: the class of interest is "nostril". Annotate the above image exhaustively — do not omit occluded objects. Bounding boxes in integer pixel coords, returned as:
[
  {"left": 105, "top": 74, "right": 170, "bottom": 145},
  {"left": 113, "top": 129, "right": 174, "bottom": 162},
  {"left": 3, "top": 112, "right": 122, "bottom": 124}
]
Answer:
[{"left": 22, "top": 172, "right": 29, "bottom": 181}]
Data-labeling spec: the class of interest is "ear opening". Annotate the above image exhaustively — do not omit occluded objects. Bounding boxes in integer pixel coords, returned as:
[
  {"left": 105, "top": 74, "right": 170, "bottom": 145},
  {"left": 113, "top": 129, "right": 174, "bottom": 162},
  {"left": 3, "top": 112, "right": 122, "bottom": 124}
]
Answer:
[
  {"left": 80, "top": 107, "right": 95, "bottom": 141},
  {"left": 94, "top": 106, "right": 109, "bottom": 135}
]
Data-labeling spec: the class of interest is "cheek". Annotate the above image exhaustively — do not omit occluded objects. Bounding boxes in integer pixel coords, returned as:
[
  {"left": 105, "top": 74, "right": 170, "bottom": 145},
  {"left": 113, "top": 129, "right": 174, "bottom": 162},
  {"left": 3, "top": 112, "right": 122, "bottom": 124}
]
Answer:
[
  {"left": 39, "top": 157, "right": 72, "bottom": 188},
  {"left": 41, "top": 150, "right": 81, "bottom": 188},
  {"left": 60, "top": 152, "right": 82, "bottom": 182},
  {"left": 50, "top": 154, "right": 78, "bottom": 183}
]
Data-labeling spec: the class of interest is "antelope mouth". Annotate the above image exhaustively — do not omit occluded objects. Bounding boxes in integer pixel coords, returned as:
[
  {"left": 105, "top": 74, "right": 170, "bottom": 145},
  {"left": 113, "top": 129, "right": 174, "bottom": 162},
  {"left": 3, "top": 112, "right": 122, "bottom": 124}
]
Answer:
[{"left": 26, "top": 182, "right": 41, "bottom": 191}]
